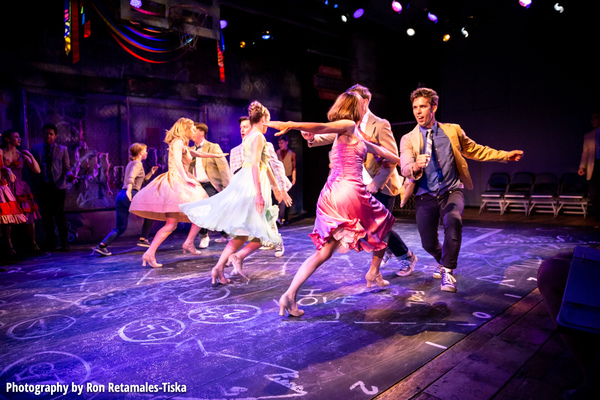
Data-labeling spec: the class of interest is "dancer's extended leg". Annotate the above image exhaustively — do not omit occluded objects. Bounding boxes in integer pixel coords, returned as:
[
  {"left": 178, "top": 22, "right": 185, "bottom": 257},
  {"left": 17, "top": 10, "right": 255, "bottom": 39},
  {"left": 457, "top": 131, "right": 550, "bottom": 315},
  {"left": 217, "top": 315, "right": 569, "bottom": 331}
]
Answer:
[{"left": 279, "top": 240, "right": 340, "bottom": 316}]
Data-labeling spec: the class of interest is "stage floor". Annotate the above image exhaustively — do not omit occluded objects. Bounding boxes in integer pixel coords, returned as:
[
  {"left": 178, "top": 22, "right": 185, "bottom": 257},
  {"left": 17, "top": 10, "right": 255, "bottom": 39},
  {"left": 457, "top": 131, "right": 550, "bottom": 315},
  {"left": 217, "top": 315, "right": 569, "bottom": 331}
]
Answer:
[{"left": 0, "top": 218, "right": 597, "bottom": 399}]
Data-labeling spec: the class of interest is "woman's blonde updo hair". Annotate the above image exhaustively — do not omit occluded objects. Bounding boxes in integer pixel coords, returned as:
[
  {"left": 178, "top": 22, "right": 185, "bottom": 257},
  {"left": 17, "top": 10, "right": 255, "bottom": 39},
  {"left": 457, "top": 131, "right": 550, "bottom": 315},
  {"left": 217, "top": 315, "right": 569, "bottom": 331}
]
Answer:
[
  {"left": 164, "top": 117, "right": 194, "bottom": 144},
  {"left": 248, "top": 101, "right": 269, "bottom": 125},
  {"left": 327, "top": 91, "right": 362, "bottom": 123},
  {"left": 129, "top": 143, "right": 147, "bottom": 161}
]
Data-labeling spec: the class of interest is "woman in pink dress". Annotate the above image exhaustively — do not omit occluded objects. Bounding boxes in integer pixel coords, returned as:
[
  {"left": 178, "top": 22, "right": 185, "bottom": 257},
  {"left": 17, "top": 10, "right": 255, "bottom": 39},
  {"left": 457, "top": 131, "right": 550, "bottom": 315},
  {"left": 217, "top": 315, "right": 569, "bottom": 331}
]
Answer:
[
  {"left": 129, "top": 117, "right": 226, "bottom": 268},
  {"left": 267, "top": 91, "right": 402, "bottom": 317},
  {"left": 0, "top": 148, "right": 27, "bottom": 258},
  {"left": 1, "top": 129, "right": 41, "bottom": 253}
]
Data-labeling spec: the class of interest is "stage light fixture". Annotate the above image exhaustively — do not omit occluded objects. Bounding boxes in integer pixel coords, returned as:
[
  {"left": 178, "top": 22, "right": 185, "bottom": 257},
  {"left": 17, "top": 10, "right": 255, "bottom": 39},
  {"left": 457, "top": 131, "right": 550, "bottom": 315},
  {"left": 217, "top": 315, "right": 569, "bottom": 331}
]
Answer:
[
  {"left": 461, "top": 27, "right": 469, "bottom": 38},
  {"left": 443, "top": 34, "right": 450, "bottom": 42},
  {"left": 240, "top": 41, "right": 246, "bottom": 48},
  {"left": 220, "top": 20, "right": 227, "bottom": 29},
  {"left": 353, "top": 8, "right": 364, "bottom": 18},
  {"left": 519, "top": 0, "right": 532, "bottom": 9},
  {"left": 554, "top": 3, "right": 564, "bottom": 13},
  {"left": 130, "top": 0, "right": 142, "bottom": 8},
  {"left": 261, "top": 31, "right": 271, "bottom": 40},
  {"left": 407, "top": 28, "right": 415, "bottom": 36},
  {"left": 341, "top": 14, "right": 348, "bottom": 22},
  {"left": 391, "top": 1, "right": 402, "bottom": 13},
  {"left": 427, "top": 13, "right": 438, "bottom": 23}
]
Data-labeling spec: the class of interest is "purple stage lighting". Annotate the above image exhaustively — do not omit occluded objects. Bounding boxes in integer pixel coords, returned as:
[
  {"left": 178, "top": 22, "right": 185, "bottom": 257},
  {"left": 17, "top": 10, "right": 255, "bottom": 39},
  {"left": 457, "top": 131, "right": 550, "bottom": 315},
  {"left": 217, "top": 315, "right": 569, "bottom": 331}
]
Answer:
[
  {"left": 519, "top": 0, "right": 532, "bottom": 8},
  {"left": 353, "top": 8, "right": 364, "bottom": 18},
  {"left": 392, "top": 1, "right": 402, "bottom": 13}
]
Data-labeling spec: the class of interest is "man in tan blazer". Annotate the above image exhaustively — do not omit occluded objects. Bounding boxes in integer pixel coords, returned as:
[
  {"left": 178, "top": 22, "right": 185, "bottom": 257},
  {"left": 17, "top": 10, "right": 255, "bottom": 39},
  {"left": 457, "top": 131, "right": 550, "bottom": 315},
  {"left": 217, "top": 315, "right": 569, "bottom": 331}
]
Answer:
[
  {"left": 305, "top": 84, "right": 417, "bottom": 275},
  {"left": 578, "top": 112, "right": 600, "bottom": 225},
  {"left": 191, "top": 122, "right": 231, "bottom": 247},
  {"left": 400, "top": 87, "right": 523, "bottom": 293}
]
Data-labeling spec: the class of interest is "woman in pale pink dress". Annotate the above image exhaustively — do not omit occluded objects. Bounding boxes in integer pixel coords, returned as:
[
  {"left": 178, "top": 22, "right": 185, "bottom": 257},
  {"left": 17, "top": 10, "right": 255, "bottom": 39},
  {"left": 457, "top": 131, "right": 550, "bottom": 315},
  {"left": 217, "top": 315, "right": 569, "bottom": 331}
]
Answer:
[
  {"left": 267, "top": 91, "right": 401, "bottom": 317},
  {"left": 130, "top": 117, "right": 226, "bottom": 268}
]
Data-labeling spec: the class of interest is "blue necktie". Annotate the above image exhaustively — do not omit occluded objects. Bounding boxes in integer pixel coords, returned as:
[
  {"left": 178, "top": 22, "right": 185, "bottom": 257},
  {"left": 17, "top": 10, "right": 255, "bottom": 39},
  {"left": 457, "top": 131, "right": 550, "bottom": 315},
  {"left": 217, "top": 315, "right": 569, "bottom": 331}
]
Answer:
[{"left": 426, "top": 129, "right": 444, "bottom": 184}]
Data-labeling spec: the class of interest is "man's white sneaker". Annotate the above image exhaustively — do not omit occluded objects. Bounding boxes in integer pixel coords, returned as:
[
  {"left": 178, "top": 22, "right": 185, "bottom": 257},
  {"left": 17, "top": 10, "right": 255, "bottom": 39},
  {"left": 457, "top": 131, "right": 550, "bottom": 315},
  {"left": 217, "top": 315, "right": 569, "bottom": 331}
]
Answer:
[
  {"left": 274, "top": 242, "right": 285, "bottom": 257},
  {"left": 439, "top": 266, "right": 457, "bottom": 293},
  {"left": 396, "top": 251, "right": 418, "bottom": 277},
  {"left": 199, "top": 235, "right": 210, "bottom": 249}
]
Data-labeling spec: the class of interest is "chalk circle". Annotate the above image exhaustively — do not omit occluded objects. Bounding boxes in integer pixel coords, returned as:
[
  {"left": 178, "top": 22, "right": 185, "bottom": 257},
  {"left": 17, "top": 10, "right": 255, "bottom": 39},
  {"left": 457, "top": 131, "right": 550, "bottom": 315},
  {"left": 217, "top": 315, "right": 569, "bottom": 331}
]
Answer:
[
  {"left": 179, "top": 286, "right": 230, "bottom": 304},
  {"left": 0, "top": 351, "right": 91, "bottom": 400},
  {"left": 473, "top": 311, "right": 492, "bottom": 319},
  {"left": 7, "top": 315, "right": 76, "bottom": 340},
  {"left": 188, "top": 304, "right": 261, "bottom": 324},
  {"left": 118, "top": 317, "right": 185, "bottom": 342}
]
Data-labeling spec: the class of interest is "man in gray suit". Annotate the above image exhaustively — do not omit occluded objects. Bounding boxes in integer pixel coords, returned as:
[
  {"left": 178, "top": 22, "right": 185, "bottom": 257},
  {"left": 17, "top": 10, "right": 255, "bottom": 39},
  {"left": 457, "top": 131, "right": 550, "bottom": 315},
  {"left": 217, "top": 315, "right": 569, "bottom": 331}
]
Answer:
[
  {"left": 31, "top": 123, "right": 74, "bottom": 251},
  {"left": 190, "top": 122, "right": 231, "bottom": 248},
  {"left": 304, "top": 84, "right": 417, "bottom": 275}
]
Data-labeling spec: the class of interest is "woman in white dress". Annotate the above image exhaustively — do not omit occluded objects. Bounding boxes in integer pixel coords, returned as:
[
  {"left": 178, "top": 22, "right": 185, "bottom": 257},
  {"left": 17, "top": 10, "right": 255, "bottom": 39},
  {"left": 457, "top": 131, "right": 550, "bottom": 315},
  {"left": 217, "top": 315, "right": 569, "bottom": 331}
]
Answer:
[{"left": 180, "top": 101, "right": 291, "bottom": 286}]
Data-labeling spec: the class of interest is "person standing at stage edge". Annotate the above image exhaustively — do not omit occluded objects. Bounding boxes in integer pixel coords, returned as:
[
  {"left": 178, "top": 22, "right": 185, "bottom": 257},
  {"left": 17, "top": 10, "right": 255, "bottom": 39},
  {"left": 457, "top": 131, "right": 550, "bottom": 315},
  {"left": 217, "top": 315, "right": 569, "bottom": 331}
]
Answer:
[
  {"left": 190, "top": 122, "right": 232, "bottom": 248},
  {"left": 305, "top": 84, "right": 418, "bottom": 276},
  {"left": 578, "top": 111, "right": 600, "bottom": 227},
  {"left": 400, "top": 87, "right": 524, "bottom": 293},
  {"left": 275, "top": 134, "right": 296, "bottom": 225},
  {"left": 30, "top": 123, "right": 75, "bottom": 252}
]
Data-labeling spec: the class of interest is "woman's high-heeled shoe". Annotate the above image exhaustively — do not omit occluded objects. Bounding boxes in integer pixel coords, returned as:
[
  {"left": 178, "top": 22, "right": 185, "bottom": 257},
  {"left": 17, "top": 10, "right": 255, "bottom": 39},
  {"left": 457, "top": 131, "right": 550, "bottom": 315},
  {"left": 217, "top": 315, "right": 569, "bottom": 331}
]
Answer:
[
  {"left": 365, "top": 272, "right": 390, "bottom": 288},
  {"left": 211, "top": 266, "right": 230, "bottom": 287},
  {"left": 227, "top": 254, "right": 247, "bottom": 279},
  {"left": 142, "top": 252, "right": 163, "bottom": 268},
  {"left": 182, "top": 242, "right": 201, "bottom": 255},
  {"left": 278, "top": 295, "right": 304, "bottom": 317}
]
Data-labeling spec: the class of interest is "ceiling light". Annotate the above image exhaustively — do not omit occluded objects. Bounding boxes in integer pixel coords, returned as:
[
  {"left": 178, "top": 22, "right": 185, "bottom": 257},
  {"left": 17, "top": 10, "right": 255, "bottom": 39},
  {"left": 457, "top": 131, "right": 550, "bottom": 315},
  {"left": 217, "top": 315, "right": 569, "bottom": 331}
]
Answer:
[
  {"left": 519, "top": 0, "right": 532, "bottom": 9},
  {"left": 353, "top": 8, "right": 364, "bottom": 19},
  {"left": 407, "top": 28, "right": 415, "bottom": 36},
  {"left": 554, "top": 3, "right": 564, "bottom": 13},
  {"left": 427, "top": 13, "right": 438, "bottom": 23},
  {"left": 391, "top": 1, "right": 402, "bottom": 13}
]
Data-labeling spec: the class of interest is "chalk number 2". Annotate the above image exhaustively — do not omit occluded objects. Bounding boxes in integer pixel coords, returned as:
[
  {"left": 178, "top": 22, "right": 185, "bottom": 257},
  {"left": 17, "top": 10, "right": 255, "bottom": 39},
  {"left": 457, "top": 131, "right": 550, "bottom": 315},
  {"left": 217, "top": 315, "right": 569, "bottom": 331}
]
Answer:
[{"left": 350, "top": 381, "right": 378, "bottom": 395}]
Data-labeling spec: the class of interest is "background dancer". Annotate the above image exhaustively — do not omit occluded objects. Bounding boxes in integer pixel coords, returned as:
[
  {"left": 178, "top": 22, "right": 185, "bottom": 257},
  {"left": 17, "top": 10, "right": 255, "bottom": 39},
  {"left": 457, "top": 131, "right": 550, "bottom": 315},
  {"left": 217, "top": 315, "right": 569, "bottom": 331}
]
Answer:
[
  {"left": 180, "top": 101, "right": 291, "bottom": 286},
  {"left": 190, "top": 122, "right": 231, "bottom": 248},
  {"left": 267, "top": 91, "right": 401, "bottom": 317},
  {"left": 130, "top": 118, "right": 226, "bottom": 268},
  {"left": 1, "top": 129, "right": 41, "bottom": 254},
  {"left": 93, "top": 143, "right": 158, "bottom": 256}
]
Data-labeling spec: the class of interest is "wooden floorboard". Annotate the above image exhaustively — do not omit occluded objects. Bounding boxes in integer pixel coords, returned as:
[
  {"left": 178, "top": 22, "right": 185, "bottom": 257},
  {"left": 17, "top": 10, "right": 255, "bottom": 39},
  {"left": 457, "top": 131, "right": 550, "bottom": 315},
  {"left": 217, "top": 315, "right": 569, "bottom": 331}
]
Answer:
[{"left": 376, "top": 289, "right": 582, "bottom": 400}]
